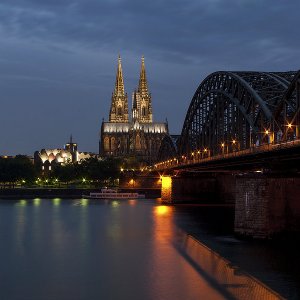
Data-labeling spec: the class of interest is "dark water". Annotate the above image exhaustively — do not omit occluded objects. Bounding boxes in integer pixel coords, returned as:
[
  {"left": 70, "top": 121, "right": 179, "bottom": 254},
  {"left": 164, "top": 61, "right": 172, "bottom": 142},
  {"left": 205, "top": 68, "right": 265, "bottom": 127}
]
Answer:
[{"left": 0, "top": 198, "right": 298, "bottom": 300}]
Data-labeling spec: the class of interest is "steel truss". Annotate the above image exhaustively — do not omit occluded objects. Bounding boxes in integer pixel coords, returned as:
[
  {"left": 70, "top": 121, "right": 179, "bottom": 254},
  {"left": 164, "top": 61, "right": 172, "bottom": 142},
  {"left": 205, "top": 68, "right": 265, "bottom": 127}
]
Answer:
[{"left": 175, "top": 71, "right": 300, "bottom": 157}]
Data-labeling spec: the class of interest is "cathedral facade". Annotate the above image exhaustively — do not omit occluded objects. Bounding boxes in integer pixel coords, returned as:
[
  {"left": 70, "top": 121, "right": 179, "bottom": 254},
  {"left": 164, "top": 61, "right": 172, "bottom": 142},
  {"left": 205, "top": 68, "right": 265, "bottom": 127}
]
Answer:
[{"left": 100, "top": 56, "right": 168, "bottom": 163}]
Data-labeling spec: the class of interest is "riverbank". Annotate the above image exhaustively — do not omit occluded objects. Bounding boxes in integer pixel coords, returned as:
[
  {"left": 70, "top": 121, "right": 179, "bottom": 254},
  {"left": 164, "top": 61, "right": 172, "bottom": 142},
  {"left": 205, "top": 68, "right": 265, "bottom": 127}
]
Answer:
[{"left": 0, "top": 187, "right": 161, "bottom": 199}]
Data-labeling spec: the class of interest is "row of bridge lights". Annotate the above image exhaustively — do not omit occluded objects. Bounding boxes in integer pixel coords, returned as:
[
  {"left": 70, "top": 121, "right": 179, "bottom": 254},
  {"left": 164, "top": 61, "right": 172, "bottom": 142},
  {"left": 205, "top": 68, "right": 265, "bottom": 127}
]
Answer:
[{"left": 155, "top": 123, "right": 297, "bottom": 169}]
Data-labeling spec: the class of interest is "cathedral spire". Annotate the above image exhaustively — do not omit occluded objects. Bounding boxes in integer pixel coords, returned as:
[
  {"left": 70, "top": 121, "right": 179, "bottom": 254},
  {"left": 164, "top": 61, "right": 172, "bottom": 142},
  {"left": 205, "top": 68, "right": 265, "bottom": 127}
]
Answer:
[
  {"left": 114, "top": 55, "right": 125, "bottom": 96},
  {"left": 109, "top": 55, "right": 129, "bottom": 122},
  {"left": 138, "top": 55, "right": 148, "bottom": 94},
  {"left": 132, "top": 56, "right": 152, "bottom": 123}
]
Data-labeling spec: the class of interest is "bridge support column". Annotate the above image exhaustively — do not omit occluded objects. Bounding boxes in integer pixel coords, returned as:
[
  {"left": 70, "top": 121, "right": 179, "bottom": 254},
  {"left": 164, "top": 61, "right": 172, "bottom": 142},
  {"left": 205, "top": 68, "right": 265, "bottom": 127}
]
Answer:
[
  {"left": 161, "top": 175, "right": 217, "bottom": 203},
  {"left": 235, "top": 175, "right": 300, "bottom": 238}
]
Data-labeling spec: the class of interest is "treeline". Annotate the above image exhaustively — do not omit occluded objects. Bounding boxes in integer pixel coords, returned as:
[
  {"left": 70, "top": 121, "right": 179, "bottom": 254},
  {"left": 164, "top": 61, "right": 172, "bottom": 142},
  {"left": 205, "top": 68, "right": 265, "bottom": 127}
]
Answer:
[
  {"left": 0, "top": 156, "right": 123, "bottom": 186},
  {"left": 52, "top": 157, "right": 122, "bottom": 183},
  {"left": 0, "top": 155, "right": 36, "bottom": 183}
]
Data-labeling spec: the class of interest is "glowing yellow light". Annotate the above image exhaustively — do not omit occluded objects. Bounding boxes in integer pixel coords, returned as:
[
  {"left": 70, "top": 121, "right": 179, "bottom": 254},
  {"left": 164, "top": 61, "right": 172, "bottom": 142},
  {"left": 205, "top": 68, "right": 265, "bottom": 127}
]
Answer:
[
  {"left": 155, "top": 205, "right": 170, "bottom": 216},
  {"left": 129, "top": 179, "right": 134, "bottom": 185},
  {"left": 120, "top": 168, "right": 124, "bottom": 172},
  {"left": 221, "top": 143, "right": 225, "bottom": 147},
  {"left": 287, "top": 123, "right": 292, "bottom": 129},
  {"left": 161, "top": 176, "right": 171, "bottom": 189},
  {"left": 82, "top": 178, "right": 86, "bottom": 183},
  {"left": 204, "top": 148, "right": 207, "bottom": 152},
  {"left": 232, "top": 140, "right": 236, "bottom": 144},
  {"left": 265, "top": 130, "right": 269, "bottom": 135},
  {"left": 197, "top": 150, "right": 200, "bottom": 154},
  {"left": 191, "top": 152, "right": 194, "bottom": 156}
]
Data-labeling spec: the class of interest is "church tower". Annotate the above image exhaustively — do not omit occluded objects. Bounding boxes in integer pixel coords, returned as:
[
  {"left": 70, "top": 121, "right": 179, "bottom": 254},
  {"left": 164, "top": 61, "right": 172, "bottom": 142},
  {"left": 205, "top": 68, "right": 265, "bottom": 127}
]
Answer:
[
  {"left": 109, "top": 55, "right": 129, "bottom": 122},
  {"left": 132, "top": 56, "right": 153, "bottom": 123}
]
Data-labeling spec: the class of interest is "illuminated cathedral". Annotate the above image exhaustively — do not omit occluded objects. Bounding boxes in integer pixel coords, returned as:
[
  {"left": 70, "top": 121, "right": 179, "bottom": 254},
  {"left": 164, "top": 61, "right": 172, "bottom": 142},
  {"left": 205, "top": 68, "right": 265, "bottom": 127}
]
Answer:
[{"left": 100, "top": 56, "right": 168, "bottom": 163}]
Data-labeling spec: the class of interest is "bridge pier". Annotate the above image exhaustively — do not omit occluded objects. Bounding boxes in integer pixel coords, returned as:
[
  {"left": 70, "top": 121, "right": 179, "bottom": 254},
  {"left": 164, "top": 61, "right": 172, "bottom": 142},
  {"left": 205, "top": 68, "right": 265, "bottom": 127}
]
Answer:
[
  {"left": 235, "top": 175, "right": 300, "bottom": 238},
  {"left": 161, "top": 173, "right": 300, "bottom": 238},
  {"left": 161, "top": 173, "right": 235, "bottom": 204}
]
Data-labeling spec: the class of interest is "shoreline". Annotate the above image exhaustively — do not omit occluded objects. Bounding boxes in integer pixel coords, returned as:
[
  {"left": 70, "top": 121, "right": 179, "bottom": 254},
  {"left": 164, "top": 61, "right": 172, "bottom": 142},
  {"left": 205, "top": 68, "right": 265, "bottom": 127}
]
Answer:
[{"left": 0, "top": 187, "right": 161, "bottom": 199}]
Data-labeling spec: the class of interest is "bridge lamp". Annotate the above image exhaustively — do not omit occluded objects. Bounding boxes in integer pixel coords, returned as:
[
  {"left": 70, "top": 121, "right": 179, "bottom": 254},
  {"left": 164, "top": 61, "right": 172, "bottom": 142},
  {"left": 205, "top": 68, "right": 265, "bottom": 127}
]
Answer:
[
  {"left": 287, "top": 123, "right": 293, "bottom": 129},
  {"left": 265, "top": 130, "right": 269, "bottom": 135}
]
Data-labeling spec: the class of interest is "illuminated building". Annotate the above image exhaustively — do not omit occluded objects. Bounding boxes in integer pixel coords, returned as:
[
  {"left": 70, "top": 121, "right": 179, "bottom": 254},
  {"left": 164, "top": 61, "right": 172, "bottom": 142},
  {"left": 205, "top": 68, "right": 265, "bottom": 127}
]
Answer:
[
  {"left": 34, "top": 135, "right": 97, "bottom": 174},
  {"left": 100, "top": 56, "right": 168, "bottom": 163}
]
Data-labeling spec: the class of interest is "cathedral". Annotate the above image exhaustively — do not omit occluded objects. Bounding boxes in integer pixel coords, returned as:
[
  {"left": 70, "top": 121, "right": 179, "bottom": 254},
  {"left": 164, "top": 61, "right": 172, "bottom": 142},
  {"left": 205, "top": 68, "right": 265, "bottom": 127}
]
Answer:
[{"left": 100, "top": 56, "right": 168, "bottom": 163}]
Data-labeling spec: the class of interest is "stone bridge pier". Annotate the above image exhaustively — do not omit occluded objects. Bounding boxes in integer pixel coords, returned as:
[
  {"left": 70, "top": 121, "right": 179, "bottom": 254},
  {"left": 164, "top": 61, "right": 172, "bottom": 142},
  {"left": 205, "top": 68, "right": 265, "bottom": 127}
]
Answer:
[
  {"left": 235, "top": 175, "right": 300, "bottom": 238},
  {"left": 161, "top": 173, "right": 300, "bottom": 238}
]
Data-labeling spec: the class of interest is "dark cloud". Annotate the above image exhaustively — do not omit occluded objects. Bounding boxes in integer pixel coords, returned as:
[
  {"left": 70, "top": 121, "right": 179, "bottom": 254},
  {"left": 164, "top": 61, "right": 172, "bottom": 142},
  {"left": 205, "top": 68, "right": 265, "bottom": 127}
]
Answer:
[{"left": 0, "top": 0, "right": 299, "bottom": 154}]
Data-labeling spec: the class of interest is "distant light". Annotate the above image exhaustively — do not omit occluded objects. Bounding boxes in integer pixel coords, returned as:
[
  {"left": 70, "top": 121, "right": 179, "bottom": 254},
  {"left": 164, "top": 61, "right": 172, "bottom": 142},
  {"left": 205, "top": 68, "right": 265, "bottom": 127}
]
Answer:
[
  {"left": 53, "top": 198, "right": 61, "bottom": 206},
  {"left": 19, "top": 200, "right": 27, "bottom": 206},
  {"left": 221, "top": 143, "right": 225, "bottom": 147},
  {"left": 120, "top": 168, "right": 124, "bottom": 172},
  {"left": 204, "top": 148, "right": 207, "bottom": 152},
  {"left": 232, "top": 140, "right": 236, "bottom": 144},
  {"left": 287, "top": 123, "right": 292, "bottom": 129},
  {"left": 81, "top": 199, "right": 88, "bottom": 207},
  {"left": 34, "top": 198, "right": 41, "bottom": 206},
  {"left": 265, "top": 130, "right": 269, "bottom": 135}
]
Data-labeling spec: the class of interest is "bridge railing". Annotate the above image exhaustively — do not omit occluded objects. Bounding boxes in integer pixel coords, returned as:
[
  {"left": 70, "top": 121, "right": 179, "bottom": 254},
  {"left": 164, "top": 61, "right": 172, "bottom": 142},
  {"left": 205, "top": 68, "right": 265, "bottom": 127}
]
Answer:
[{"left": 154, "top": 138, "right": 300, "bottom": 170}]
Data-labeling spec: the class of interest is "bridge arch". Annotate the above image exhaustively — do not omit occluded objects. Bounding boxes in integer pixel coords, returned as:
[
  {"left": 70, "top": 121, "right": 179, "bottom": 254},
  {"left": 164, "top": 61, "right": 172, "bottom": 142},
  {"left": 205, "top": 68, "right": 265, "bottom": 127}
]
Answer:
[{"left": 178, "top": 71, "right": 299, "bottom": 156}]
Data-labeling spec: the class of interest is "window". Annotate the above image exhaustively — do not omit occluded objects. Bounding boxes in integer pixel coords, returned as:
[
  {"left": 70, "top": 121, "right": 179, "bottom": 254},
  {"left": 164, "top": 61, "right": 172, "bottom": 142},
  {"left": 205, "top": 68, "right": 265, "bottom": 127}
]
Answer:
[
  {"left": 142, "top": 106, "right": 146, "bottom": 116},
  {"left": 117, "top": 106, "right": 122, "bottom": 116}
]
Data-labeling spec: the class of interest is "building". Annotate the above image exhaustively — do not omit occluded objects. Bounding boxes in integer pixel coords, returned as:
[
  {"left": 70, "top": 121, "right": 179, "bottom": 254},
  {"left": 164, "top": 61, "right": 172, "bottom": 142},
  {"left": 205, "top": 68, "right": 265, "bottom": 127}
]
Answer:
[
  {"left": 100, "top": 56, "right": 168, "bottom": 163},
  {"left": 34, "top": 135, "right": 97, "bottom": 174}
]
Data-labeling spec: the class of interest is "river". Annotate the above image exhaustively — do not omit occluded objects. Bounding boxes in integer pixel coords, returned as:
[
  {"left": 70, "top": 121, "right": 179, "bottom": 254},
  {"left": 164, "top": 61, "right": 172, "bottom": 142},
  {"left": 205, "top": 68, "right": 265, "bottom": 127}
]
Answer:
[{"left": 0, "top": 198, "right": 299, "bottom": 300}]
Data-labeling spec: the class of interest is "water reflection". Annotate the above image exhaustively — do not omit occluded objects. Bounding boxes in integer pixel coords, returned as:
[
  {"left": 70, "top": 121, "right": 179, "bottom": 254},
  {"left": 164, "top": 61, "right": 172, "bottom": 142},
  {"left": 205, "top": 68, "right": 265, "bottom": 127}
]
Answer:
[
  {"left": 150, "top": 205, "right": 226, "bottom": 299},
  {"left": 0, "top": 199, "right": 290, "bottom": 300},
  {"left": 155, "top": 205, "right": 170, "bottom": 216},
  {"left": 111, "top": 200, "right": 120, "bottom": 208},
  {"left": 33, "top": 198, "right": 41, "bottom": 206},
  {"left": 52, "top": 198, "right": 61, "bottom": 206},
  {"left": 128, "top": 199, "right": 137, "bottom": 206},
  {"left": 81, "top": 198, "right": 89, "bottom": 207},
  {"left": 176, "top": 235, "right": 283, "bottom": 300}
]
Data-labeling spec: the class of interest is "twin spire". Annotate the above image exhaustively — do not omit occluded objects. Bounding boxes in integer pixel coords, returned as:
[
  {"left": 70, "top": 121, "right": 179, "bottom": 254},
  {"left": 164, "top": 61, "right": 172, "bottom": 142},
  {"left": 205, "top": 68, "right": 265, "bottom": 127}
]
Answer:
[
  {"left": 114, "top": 55, "right": 149, "bottom": 96},
  {"left": 110, "top": 55, "right": 152, "bottom": 123}
]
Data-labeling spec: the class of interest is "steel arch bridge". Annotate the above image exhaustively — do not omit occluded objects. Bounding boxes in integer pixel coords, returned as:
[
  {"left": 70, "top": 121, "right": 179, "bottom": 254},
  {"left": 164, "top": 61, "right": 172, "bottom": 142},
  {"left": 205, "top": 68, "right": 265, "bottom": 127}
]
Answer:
[{"left": 159, "top": 70, "right": 300, "bottom": 160}]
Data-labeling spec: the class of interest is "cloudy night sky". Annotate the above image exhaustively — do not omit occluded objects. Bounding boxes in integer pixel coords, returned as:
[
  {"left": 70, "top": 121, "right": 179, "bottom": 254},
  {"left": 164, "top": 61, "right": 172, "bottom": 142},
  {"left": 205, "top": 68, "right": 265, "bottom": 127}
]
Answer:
[{"left": 0, "top": 0, "right": 299, "bottom": 155}]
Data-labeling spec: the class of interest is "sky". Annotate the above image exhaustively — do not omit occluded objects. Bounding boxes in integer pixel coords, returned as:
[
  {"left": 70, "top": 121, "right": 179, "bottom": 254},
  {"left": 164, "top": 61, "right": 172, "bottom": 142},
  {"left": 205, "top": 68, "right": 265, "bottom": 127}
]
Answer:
[{"left": 0, "top": 0, "right": 299, "bottom": 155}]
